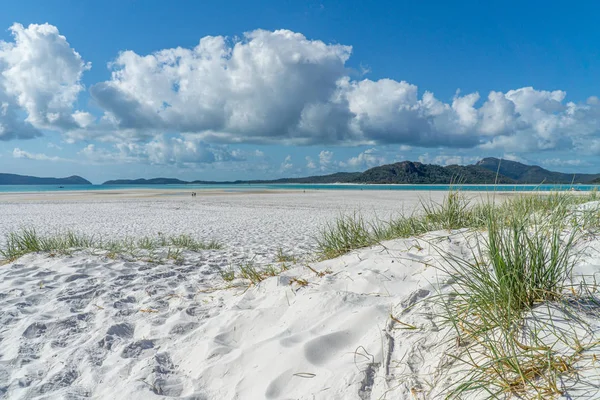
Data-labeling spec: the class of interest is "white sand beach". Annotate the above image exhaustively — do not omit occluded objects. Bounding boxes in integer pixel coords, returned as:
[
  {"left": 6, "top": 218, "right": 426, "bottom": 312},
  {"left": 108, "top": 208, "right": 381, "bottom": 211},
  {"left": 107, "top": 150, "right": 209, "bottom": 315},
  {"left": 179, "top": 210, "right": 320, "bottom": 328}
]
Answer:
[
  {"left": 1, "top": 190, "right": 599, "bottom": 399},
  {"left": 0, "top": 190, "right": 456, "bottom": 267}
]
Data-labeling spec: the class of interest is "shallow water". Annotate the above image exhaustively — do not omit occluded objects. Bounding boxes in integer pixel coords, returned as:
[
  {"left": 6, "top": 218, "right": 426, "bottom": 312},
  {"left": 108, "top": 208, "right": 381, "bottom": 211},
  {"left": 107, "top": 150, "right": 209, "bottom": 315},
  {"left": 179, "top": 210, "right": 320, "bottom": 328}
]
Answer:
[{"left": 0, "top": 182, "right": 595, "bottom": 193}]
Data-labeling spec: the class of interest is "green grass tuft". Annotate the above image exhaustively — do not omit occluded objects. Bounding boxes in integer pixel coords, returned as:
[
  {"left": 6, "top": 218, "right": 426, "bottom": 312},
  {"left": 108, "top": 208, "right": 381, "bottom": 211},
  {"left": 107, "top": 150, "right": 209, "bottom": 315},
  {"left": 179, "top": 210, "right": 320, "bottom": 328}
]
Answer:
[{"left": 0, "top": 229, "right": 223, "bottom": 262}]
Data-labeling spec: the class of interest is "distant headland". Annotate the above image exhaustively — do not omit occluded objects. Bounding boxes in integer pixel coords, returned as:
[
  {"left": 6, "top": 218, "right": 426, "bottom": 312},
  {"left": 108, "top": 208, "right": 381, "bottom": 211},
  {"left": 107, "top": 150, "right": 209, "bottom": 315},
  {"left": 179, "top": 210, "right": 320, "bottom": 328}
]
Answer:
[
  {"left": 4, "top": 158, "right": 600, "bottom": 186},
  {"left": 0, "top": 173, "right": 91, "bottom": 185},
  {"left": 102, "top": 158, "right": 600, "bottom": 185}
]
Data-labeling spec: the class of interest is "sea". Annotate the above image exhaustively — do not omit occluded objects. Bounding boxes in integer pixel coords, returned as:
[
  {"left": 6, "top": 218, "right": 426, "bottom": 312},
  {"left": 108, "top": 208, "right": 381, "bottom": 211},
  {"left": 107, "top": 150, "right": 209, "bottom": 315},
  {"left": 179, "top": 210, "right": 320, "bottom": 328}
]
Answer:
[{"left": 0, "top": 183, "right": 597, "bottom": 193}]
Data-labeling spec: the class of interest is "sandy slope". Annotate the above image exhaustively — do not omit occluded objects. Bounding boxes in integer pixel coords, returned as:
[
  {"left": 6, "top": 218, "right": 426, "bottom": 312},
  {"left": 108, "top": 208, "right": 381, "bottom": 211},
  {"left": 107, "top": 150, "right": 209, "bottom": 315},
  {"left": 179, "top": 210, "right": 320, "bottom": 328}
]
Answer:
[
  {"left": 0, "top": 230, "right": 451, "bottom": 399},
  {"left": 2, "top": 231, "right": 599, "bottom": 399}
]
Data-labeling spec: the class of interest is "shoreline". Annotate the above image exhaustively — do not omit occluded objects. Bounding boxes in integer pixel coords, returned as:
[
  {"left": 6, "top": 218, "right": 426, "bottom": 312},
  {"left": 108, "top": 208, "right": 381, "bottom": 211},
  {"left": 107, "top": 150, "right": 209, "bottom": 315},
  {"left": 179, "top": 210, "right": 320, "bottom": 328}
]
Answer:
[
  {"left": 0, "top": 181, "right": 595, "bottom": 197},
  {"left": 0, "top": 187, "right": 576, "bottom": 202}
]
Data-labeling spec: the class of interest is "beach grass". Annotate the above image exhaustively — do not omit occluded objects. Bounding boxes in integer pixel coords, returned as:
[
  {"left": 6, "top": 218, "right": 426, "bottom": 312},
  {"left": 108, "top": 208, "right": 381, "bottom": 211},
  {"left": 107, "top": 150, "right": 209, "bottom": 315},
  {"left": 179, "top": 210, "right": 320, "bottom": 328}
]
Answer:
[
  {"left": 0, "top": 229, "right": 223, "bottom": 262},
  {"left": 317, "top": 190, "right": 600, "bottom": 260},
  {"left": 316, "top": 212, "right": 377, "bottom": 259},
  {"left": 227, "top": 261, "right": 290, "bottom": 285},
  {"left": 436, "top": 209, "right": 597, "bottom": 399},
  {"left": 317, "top": 189, "right": 600, "bottom": 397},
  {"left": 434, "top": 195, "right": 599, "bottom": 398}
]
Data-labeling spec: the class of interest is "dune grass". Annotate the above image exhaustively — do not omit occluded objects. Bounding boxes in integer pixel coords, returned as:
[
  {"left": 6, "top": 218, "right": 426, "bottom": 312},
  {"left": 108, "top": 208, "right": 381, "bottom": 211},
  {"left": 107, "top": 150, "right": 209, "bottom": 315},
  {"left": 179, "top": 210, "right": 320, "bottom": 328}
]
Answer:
[
  {"left": 317, "top": 189, "right": 600, "bottom": 397},
  {"left": 317, "top": 190, "right": 600, "bottom": 260},
  {"left": 436, "top": 206, "right": 599, "bottom": 399},
  {"left": 0, "top": 228, "right": 223, "bottom": 262},
  {"left": 316, "top": 212, "right": 374, "bottom": 259},
  {"left": 431, "top": 194, "right": 600, "bottom": 398}
]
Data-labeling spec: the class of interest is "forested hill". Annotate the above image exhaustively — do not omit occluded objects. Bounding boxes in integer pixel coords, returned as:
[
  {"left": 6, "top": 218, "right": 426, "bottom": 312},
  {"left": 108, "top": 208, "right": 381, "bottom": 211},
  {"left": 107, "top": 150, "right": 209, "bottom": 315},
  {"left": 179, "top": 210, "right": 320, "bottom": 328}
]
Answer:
[
  {"left": 0, "top": 173, "right": 91, "bottom": 185},
  {"left": 103, "top": 178, "right": 189, "bottom": 185},
  {"left": 102, "top": 161, "right": 513, "bottom": 184},
  {"left": 101, "top": 158, "right": 600, "bottom": 185},
  {"left": 350, "top": 161, "right": 514, "bottom": 184},
  {"left": 476, "top": 157, "right": 600, "bottom": 184}
]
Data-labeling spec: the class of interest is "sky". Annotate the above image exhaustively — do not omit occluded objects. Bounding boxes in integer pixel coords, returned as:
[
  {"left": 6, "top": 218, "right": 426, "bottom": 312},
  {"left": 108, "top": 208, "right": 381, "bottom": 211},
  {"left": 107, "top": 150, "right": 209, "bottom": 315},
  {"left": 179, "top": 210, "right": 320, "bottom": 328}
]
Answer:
[{"left": 1, "top": 0, "right": 600, "bottom": 183}]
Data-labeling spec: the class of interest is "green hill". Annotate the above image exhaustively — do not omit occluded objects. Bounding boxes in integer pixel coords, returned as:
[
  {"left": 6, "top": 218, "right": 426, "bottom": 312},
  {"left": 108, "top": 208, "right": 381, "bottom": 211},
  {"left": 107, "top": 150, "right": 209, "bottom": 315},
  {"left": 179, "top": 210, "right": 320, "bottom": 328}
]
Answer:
[
  {"left": 476, "top": 157, "right": 600, "bottom": 184},
  {"left": 0, "top": 173, "right": 91, "bottom": 185},
  {"left": 353, "top": 161, "right": 514, "bottom": 184},
  {"left": 102, "top": 158, "right": 600, "bottom": 186},
  {"left": 103, "top": 178, "right": 189, "bottom": 185}
]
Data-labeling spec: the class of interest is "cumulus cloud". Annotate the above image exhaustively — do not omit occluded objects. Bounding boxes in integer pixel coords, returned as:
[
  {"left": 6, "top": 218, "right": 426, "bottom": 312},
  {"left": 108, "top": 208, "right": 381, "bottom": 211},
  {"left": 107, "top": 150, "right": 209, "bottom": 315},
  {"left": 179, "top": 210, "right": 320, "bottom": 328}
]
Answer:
[
  {"left": 417, "top": 153, "right": 481, "bottom": 166},
  {"left": 87, "top": 29, "right": 352, "bottom": 144},
  {"left": 0, "top": 23, "right": 90, "bottom": 136},
  {"left": 79, "top": 137, "right": 242, "bottom": 166},
  {"left": 540, "top": 158, "right": 589, "bottom": 167},
  {"left": 345, "top": 148, "right": 387, "bottom": 169},
  {"left": 12, "top": 148, "right": 69, "bottom": 162},
  {"left": 0, "top": 97, "right": 40, "bottom": 140},
  {"left": 318, "top": 150, "right": 335, "bottom": 171},
  {"left": 305, "top": 156, "right": 316, "bottom": 169},
  {"left": 281, "top": 155, "right": 293, "bottom": 171},
  {"left": 82, "top": 28, "right": 600, "bottom": 152},
  {"left": 3, "top": 23, "right": 600, "bottom": 160}
]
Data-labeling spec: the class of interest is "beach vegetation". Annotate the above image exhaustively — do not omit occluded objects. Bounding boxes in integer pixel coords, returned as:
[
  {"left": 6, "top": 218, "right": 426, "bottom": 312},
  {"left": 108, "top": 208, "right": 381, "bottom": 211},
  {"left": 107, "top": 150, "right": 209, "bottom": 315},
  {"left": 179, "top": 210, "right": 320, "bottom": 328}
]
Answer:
[
  {"left": 168, "top": 234, "right": 224, "bottom": 251},
  {"left": 238, "top": 261, "right": 265, "bottom": 284},
  {"left": 219, "top": 265, "right": 236, "bottom": 282},
  {"left": 234, "top": 261, "right": 291, "bottom": 285},
  {"left": 317, "top": 190, "right": 600, "bottom": 260},
  {"left": 316, "top": 190, "right": 600, "bottom": 397},
  {"left": 276, "top": 247, "right": 297, "bottom": 264},
  {"left": 0, "top": 229, "right": 223, "bottom": 262},
  {"left": 436, "top": 204, "right": 599, "bottom": 399},
  {"left": 316, "top": 212, "right": 375, "bottom": 259}
]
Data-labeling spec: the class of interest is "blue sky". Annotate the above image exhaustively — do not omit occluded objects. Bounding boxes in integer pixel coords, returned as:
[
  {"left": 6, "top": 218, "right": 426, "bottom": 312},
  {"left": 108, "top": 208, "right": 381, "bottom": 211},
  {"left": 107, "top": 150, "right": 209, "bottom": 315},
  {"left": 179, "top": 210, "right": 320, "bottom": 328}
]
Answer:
[{"left": 1, "top": 0, "right": 599, "bottom": 183}]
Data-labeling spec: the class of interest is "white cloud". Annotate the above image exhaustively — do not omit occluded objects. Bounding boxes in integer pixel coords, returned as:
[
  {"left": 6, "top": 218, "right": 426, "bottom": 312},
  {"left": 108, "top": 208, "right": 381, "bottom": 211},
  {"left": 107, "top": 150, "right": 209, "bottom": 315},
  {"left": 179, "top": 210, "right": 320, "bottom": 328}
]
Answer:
[
  {"left": 346, "top": 148, "right": 387, "bottom": 169},
  {"left": 418, "top": 153, "right": 480, "bottom": 166},
  {"left": 72, "top": 111, "right": 95, "bottom": 128},
  {"left": 12, "top": 147, "right": 69, "bottom": 162},
  {"left": 540, "top": 158, "right": 588, "bottom": 167},
  {"left": 318, "top": 150, "right": 334, "bottom": 171},
  {"left": 79, "top": 137, "right": 242, "bottom": 166},
  {"left": 2, "top": 23, "right": 600, "bottom": 162},
  {"left": 281, "top": 155, "right": 293, "bottom": 171},
  {"left": 83, "top": 28, "right": 600, "bottom": 153},
  {"left": 87, "top": 29, "right": 352, "bottom": 144},
  {"left": 305, "top": 156, "right": 316, "bottom": 169},
  {"left": 0, "top": 23, "right": 90, "bottom": 134}
]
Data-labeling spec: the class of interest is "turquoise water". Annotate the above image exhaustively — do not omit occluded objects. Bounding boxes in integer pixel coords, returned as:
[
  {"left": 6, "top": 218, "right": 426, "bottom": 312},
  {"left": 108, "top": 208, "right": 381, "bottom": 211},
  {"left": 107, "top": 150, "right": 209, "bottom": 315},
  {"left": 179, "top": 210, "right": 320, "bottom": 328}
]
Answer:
[{"left": 0, "top": 183, "right": 597, "bottom": 193}]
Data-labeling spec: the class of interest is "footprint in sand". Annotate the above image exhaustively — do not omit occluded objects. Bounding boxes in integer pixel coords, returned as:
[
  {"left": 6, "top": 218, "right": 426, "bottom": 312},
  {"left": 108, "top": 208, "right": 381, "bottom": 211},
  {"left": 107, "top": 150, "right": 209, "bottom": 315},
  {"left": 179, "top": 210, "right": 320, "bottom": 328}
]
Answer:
[
  {"left": 401, "top": 289, "right": 430, "bottom": 309},
  {"left": 264, "top": 368, "right": 294, "bottom": 399},
  {"left": 99, "top": 323, "right": 135, "bottom": 350},
  {"left": 36, "top": 365, "right": 79, "bottom": 394},
  {"left": 303, "top": 330, "right": 354, "bottom": 366},
  {"left": 63, "top": 273, "right": 90, "bottom": 282},
  {"left": 22, "top": 322, "right": 47, "bottom": 339},
  {"left": 279, "top": 332, "right": 308, "bottom": 348},
  {"left": 107, "top": 323, "right": 135, "bottom": 338},
  {"left": 169, "top": 322, "right": 199, "bottom": 335},
  {"left": 149, "top": 352, "right": 185, "bottom": 397},
  {"left": 121, "top": 339, "right": 155, "bottom": 358}
]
